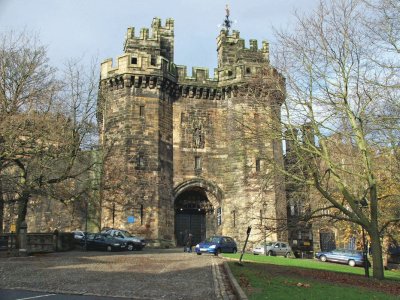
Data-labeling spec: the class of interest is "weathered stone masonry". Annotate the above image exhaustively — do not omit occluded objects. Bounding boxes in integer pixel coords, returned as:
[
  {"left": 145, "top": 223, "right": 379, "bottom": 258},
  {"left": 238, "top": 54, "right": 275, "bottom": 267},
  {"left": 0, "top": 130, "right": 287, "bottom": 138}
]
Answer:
[{"left": 98, "top": 18, "right": 287, "bottom": 246}]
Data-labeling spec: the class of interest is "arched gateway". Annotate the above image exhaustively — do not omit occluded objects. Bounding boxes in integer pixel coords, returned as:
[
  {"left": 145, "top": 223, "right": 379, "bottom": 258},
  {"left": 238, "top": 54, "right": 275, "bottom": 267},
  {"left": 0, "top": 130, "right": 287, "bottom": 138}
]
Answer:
[{"left": 173, "top": 179, "right": 222, "bottom": 246}]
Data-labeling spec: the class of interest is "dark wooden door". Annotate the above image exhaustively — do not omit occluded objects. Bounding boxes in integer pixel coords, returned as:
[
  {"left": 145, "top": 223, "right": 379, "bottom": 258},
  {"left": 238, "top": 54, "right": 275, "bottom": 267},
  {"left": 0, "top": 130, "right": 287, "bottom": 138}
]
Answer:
[{"left": 175, "top": 211, "right": 205, "bottom": 246}]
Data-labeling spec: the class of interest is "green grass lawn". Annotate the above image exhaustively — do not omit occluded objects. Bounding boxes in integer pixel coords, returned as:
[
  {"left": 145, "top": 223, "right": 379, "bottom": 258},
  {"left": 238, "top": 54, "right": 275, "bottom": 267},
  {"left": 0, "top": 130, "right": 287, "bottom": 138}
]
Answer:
[
  {"left": 223, "top": 253, "right": 400, "bottom": 280},
  {"left": 223, "top": 253, "right": 400, "bottom": 300}
]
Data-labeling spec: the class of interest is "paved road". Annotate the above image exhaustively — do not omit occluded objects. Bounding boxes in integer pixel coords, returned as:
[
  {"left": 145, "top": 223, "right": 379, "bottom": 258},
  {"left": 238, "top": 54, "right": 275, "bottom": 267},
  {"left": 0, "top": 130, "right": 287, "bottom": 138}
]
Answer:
[
  {"left": 0, "top": 248, "right": 236, "bottom": 300},
  {"left": 0, "top": 289, "right": 128, "bottom": 300}
]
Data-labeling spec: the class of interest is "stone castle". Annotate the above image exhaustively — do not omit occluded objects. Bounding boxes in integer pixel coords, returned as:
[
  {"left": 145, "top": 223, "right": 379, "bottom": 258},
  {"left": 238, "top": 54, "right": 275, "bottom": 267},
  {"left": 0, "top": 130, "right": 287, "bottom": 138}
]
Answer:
[{"left": 98, "top": 17, "right": 287, "bottom": 246}]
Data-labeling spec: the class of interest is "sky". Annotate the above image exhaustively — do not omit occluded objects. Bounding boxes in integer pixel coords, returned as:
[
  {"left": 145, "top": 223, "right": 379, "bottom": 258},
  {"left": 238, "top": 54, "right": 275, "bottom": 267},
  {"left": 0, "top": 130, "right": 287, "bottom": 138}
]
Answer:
[{"left": 0, "top": 0, "right": 319, "bottom": 75}]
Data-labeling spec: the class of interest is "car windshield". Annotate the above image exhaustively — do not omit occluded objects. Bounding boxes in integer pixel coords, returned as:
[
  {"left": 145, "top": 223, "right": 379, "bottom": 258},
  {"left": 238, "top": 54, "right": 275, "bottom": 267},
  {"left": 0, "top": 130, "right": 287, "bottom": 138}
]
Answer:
[
  {"left": 265, "top": 242, "right": 274, "bottom": 246},
  {"left": 205, "top": 237, "right": 221, "bottom": 243},
  {"left": 85, "top": 233, "right": 95, "bottom": 240},
  {"left": 120, "top": 230, "right": 132, "bottom": 237}
]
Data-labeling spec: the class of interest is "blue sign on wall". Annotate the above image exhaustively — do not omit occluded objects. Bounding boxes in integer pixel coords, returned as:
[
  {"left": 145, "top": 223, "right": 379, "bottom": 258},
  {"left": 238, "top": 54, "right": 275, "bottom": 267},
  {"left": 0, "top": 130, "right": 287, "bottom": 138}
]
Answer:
[{"left": 127, "top": 216, "right": 135, "bottom": 223}]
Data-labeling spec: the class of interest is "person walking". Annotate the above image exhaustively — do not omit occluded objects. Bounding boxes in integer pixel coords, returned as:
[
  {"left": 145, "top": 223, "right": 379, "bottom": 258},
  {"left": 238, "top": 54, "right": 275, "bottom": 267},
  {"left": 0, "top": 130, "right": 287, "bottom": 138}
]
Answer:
[
  {"left": 182, "top": 230, "right": 188, "bottom": 252},
  {"left": 186, "top": 233, "right": 193, "bottom": 253}
]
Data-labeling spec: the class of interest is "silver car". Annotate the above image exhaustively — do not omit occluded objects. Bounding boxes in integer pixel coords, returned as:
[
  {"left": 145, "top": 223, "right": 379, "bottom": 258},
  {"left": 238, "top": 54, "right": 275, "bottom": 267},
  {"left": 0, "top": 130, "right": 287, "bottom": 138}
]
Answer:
[{"left": 253, "top": 241, "right": 292, "bottom": 257}]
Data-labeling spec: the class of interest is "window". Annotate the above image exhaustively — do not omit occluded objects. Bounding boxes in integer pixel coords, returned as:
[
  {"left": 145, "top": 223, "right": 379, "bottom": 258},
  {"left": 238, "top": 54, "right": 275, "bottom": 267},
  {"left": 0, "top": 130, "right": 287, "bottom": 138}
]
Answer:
[
  {"left": 227, "top": 70, "right": 233, "bottom": 76},
  {"left": 217, "top": 207, "right": 222, "bottom": 226},
  {"left": 150, "top": 55, "right": 157, "bottom": 66},
  {"left": 232, "top": 210, "right": 236, "bottom": 228},
  {"left": 256, "top": 158, "right": 261, "bottom": 172},
  {"left": 246, "top": 67, "right": 251, "bottom": 74},
  {"left": 131, "top": 57, "right": 138, "bottom": 64},
  {"left": 138, "top": 155, "right": 145, "bottom": 168},
  {"left": 140, "top": 204, "right": 144, "bottom": 225},
  {"left": 290, "top": 205, "right": 295, "bottom": 216},
  {"left": 195, "top": 156, "right": 201, "bottom": 170},
  {"left": 139, "top": 105, "right": 145, "bottom": 117},
  {"left": 181, "top": 112, "right": 185, "bottom": 124}
]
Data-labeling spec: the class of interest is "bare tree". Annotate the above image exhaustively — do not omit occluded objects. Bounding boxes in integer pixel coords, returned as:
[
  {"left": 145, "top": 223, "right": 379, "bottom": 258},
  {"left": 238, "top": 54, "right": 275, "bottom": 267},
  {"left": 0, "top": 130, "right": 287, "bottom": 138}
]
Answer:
[
  {"left": 0, "top": 30, "right": 99, "bottom": 233},
  {"left": 262, "top": 0, "right": 400, "bottom": 279},
  {"left": 0, "top": 30, "right": 59, "bottom": 232}
]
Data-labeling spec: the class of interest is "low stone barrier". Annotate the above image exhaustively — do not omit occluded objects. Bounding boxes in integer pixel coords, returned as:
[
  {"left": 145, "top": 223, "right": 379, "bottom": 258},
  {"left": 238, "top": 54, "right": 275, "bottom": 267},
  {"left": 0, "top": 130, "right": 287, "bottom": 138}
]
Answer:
[{"left": 0, "top": 231, "right": 74, "bottom": 255}]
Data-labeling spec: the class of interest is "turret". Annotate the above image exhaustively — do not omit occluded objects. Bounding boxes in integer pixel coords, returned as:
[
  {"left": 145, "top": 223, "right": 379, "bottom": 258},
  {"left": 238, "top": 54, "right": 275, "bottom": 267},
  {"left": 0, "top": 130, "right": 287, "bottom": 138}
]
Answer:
[
  {"left": 216, "top": 29, "right": 270, "bottom": 82},
  {"left": 124, "top": 17, "right": 174, "bottom": 63},
  {"left": 216, "top": 30, "right": 269, "bottom": 68}
]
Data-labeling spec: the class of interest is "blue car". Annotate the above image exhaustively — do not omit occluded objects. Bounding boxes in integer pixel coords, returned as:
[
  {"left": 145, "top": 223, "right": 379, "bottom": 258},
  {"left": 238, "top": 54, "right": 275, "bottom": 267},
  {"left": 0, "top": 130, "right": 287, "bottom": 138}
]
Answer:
[
  {"left": 195, "top": 236, "right": 237, "bottom": 255},
  {"left": 315, "top": 248, "right": 370, "bottom": 267}
]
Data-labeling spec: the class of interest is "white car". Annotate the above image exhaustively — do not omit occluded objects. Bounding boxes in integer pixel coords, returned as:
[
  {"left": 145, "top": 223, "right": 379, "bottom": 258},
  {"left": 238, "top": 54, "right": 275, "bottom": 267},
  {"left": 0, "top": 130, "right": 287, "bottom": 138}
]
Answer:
[
  {"left": 73, "top": 230, "right": 85, "bottom": 240},
  {"left": 253, "top": 241, "right": 292, "bottom": 257}
]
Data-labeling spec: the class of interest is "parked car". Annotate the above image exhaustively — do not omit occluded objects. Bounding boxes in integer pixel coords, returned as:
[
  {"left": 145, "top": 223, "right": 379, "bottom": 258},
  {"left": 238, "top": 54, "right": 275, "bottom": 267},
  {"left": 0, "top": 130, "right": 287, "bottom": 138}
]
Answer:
[
  {"left": 103, "top": 229, "right": 146, "bottom": 251},
  {"left": 83, "top": 233, "right": 127, "bottom": 252},
  {"left": 253, "top": 241, "right": 292, "bottom": 257},
  {"left": 195, "top": 236, "right": 237, "bottom": 255},
  {"left": 315, "top": 248, "right": 370, "bottom": 267}
]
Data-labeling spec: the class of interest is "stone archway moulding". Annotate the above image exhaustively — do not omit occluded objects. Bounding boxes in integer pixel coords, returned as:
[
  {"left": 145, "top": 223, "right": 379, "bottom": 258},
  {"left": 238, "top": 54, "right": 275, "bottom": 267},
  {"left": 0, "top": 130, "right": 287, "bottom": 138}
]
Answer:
[{"left": 173, "top": 178, "right": 223, "bottom": 208}]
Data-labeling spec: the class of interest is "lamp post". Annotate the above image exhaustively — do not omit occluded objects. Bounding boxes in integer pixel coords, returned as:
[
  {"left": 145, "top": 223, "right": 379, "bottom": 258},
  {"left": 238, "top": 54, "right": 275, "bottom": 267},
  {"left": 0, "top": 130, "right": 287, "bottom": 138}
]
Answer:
[
  {"left": 361, "top": 225, "right": 369, "bottom": 277},
  {"left": 84, "top": 199, "right": 88, "bottom": 251},
  {"left": 356, "top": 198, "right": 369, "bottom": 278},
  {"left": 238, "top": 226, "right": 252, "bottom": 265}
]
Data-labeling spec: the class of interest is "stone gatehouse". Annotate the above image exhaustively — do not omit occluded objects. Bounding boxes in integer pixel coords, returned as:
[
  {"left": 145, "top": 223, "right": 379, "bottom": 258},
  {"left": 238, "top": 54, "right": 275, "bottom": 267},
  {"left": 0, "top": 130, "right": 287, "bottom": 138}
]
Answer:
[{"left": 98, "top": 18, "right": 287, "bottom": 246}]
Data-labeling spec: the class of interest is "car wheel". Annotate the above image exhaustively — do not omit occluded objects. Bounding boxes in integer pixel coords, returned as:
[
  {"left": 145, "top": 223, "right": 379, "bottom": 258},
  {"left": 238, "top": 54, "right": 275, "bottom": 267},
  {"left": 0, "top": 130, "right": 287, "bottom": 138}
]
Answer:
[
  {"left": 320, "top": 255, "right": 327, "bottom": 262},
  {"left": 348, "top": 260, "right": 356, "bottom": 267},
  {"left": 268, "top": 250, "right": 273, "bottom": 256},
  {"left": 285, "top": 252, "right": 291, "bottom": 258},
  {"left": 233, "top": 248, "right": 237, "bottom": 254},
  {"left": 127, "top": 244, "right": 134, "bottom": 251},
  {"left": 214, "top": 248, "right": 221, "bottom": 256},
  {"left": 107, "top": 245, "right": 112, "bottom": 252}
]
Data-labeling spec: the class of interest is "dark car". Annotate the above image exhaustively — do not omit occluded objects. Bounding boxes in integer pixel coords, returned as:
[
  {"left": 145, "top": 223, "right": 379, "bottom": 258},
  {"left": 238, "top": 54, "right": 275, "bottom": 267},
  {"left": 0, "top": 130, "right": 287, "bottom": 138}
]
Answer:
[
  {"left": 195, "top": 236, "right": 237, "bottom": 255},
  {"left": 315, "top": 248, "right": 370, "bottom": 267},
  {"left": 83, "top": 233, "right": 127, "bottom": 252},
  {"left": 103, "top": 229, "right": 146, "bottom": 251}
]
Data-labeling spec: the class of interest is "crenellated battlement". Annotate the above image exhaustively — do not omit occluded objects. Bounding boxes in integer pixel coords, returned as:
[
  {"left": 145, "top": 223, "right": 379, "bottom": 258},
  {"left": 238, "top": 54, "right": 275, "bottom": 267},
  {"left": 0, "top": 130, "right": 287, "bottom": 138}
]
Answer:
[
  {"left": 216, "top": 29, "right": 269, "bottom": 69},
  {"left": 100, "top": 18, "right": 280, "bottom": 99},
  {"left": 124, "top": 17, "right": 174, "bottom": 62},
  {"left": 176, "top": 66, "right": 217, "bottom": 85},
  {"left": 125, "top": 18, "right": 174, "bottom": 41}
]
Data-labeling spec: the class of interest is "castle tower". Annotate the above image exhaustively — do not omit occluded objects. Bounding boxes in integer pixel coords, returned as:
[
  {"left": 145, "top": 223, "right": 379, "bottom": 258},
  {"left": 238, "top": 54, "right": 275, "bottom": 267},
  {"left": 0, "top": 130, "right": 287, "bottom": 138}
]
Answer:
[
  {"left": 99, "top": 18, "right": 287, "bottom": 247},
  {"left": 98, "top": 18, "right": 177, "bottom": 241}
]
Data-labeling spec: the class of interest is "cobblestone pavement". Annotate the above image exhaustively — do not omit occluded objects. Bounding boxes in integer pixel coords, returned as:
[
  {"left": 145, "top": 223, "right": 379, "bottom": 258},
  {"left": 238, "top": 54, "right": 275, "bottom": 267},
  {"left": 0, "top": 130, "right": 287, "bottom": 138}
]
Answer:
[{"left": 0, "top": 248, "right": 237, "bottom": 300}]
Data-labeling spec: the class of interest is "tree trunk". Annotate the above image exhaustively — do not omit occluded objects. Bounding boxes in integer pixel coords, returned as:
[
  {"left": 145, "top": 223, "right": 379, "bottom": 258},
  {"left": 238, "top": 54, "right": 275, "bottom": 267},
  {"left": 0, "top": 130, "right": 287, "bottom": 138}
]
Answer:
[
  {"left": 16, "top": 191, "right": 30, "bottom": 234},
  {"left": 0, "top": 180, "right": 3, "bottom": 233},
  {"left": 370, "top": 228, "right": 384, "bottom": 280},
  {"left": 0, "top": 161, "right": 3, "bottom": 233}
]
